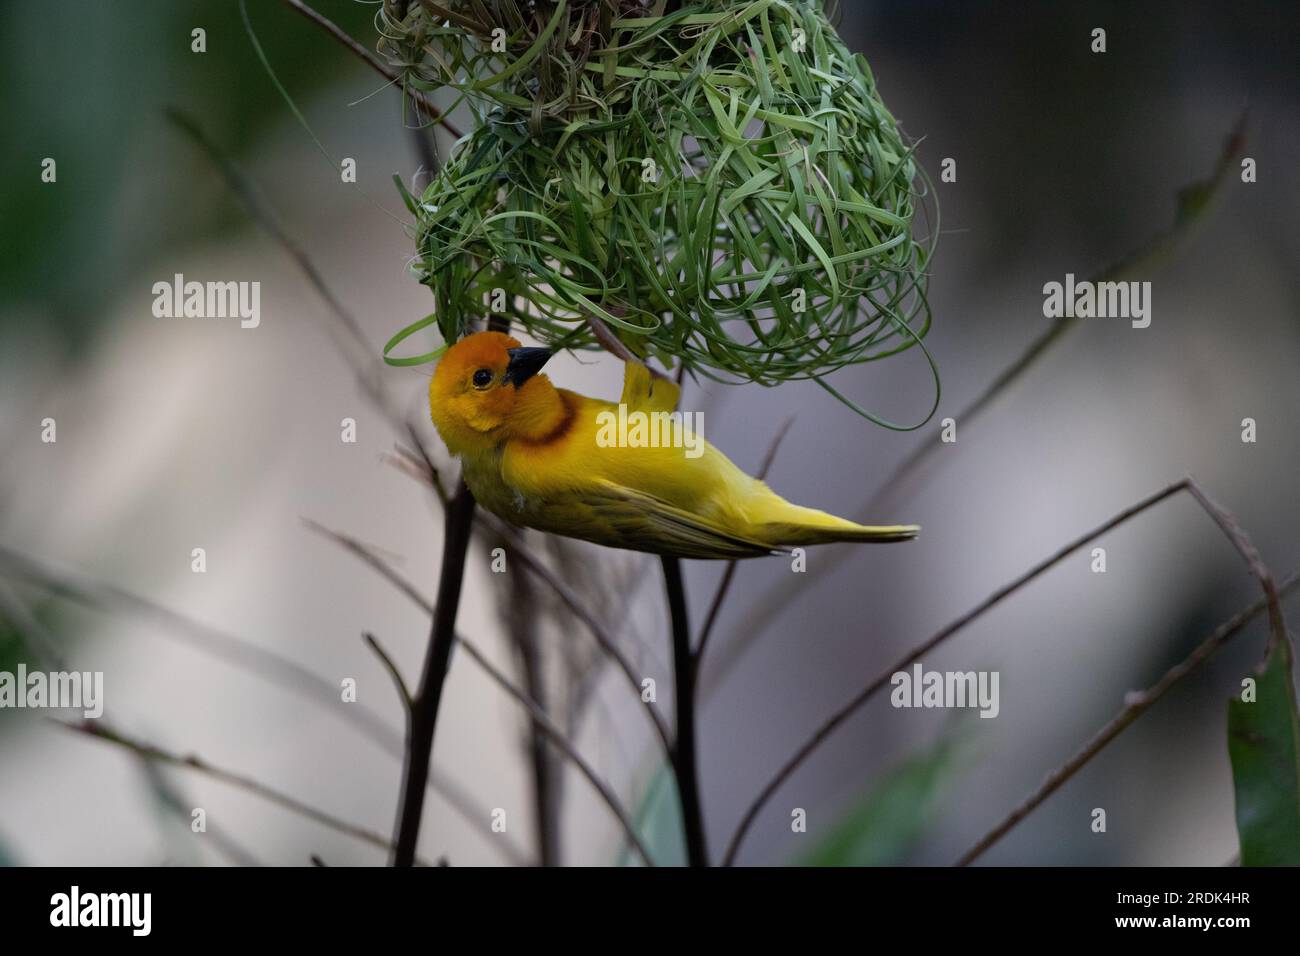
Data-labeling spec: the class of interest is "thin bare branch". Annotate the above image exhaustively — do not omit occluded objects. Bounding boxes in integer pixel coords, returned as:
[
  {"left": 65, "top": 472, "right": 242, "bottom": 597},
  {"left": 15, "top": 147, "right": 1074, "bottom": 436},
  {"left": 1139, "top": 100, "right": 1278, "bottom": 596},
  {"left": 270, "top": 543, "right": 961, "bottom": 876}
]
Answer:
[
  {"left": 391, "top": 479, "right": 476, "bottom": 866},
  {"left": 0, "top": 543, "right": 396, "bottom": 751},
  {"left": 455, "top": 612, "right": 656, "bottom": 866},
  {"left": 414, "top": 0, "right": 492, "bottom": 34},
  {"left": 168, "top": 109, "right": 370, "bottom": 356},
  {"left": 489, "top": 520, "right": 674, "bottom": 756},
  {"left": 2, "top": 576, "right": 260, "bottom": 866},
  {"left": 138, "top": 760, "right": 264, "bottom": 867},
  {"left": 309, "top": 520, "right": 655, "bottom": 864},
  {"left": 493, "top": 528, "right": 560, "bottom": 866},
  {"left": 1183, "top": 480, "right": 1288, "bottom": 654},
  {"left": 169, "top": 109, "right": 424, "bottom": 457},
  {"left": 364, "top": 632, "right": 413, "bottom": 710},
  {"left": 721, "top": 476, "right": 1283, "bottom": 865},
  {"left": 280, "top": 0, "right": 463, "bottom": 138},
  {"left": 664, "top": 555, "right": 706, "bottom": 866},
  {"left": 0, "top": 543, "right": 526, "bottom": 865},
  {"left": 957, "top": 569, "right": 1300, "bottom": 866},
  {"left": 58, "top": 720, "right": 433, "bottom": 865},
  {"left": 384, "top": 448, "right": 443, "bottom": 498},
  {"left": 585, "top": 308, "right": 670, "bottom": 382},
  {"left": 403, "top": 423, "right": 452, "bottom": 501}
]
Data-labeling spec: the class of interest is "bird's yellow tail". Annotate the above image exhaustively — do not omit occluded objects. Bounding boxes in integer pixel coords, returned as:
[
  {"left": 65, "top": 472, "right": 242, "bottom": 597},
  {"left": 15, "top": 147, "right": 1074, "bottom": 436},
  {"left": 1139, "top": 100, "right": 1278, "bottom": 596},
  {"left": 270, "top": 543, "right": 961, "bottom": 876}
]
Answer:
[
  {"left": 750, "top": 494, "right": 918, "bottom": 548},
  {"left": 760, "top": 519, "right": 919, "bottom": 546}
]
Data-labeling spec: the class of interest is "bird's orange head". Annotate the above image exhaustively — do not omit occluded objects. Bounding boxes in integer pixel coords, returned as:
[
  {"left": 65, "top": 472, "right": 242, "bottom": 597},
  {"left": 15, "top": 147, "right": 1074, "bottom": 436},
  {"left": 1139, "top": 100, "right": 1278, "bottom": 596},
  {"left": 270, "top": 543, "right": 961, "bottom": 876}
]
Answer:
[{"left": 429, "top": 331, "right": 556, "bottom": 456}]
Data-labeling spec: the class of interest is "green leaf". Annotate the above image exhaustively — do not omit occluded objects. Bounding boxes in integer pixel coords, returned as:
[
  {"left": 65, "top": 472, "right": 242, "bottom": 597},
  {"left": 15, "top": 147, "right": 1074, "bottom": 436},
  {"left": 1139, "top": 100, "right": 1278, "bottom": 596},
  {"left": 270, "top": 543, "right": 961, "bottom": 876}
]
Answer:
[
  {"left": 799, "top": 734, "right": 963, "bottom": 867},
  {"left": 1228, "top": 636, "right": 1300, "bottom": 866},
  {"left": 618, "top": 761, "right": 684, "bottom": 867},
  {"left": 0, "top": 615, "right": 39, "bottom": 736},
  {"left": 392, "top": 174, "right": 420, "bottom": 216}
]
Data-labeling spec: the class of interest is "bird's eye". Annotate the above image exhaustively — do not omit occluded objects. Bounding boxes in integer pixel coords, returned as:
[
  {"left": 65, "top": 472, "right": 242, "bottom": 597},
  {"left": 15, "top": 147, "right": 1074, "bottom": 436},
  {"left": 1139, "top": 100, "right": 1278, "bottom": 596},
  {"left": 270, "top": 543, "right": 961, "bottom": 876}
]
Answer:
[{"left": 471, "top": 368, "right": 493, "bottom": 389}]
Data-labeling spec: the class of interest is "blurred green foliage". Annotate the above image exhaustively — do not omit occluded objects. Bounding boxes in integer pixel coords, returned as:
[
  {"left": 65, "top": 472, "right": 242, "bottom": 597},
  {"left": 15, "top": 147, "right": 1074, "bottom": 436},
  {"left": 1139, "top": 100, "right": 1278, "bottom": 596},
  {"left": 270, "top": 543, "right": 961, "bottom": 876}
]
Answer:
[
  {"left": 622, "top": 761, "right": 685, "bottom": 867},
  {"left": 0, "top": 615, "right": 37, "bottom": 712},
  {"left": 798, "top": 732, "right": 963, "bottom": 866},
  {"left": 1227, "top": 636, "right": 1300, "bottom": 866},
  {"left": 0, "top": 0, "right": 375, "bottom": 350}
]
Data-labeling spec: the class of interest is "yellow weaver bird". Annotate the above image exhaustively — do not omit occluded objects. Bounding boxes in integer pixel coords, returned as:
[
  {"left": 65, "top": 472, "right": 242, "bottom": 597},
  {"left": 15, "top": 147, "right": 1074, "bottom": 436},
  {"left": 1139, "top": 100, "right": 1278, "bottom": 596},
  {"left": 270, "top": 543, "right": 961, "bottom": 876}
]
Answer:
[{"left": 428, "top": 331, "right": 919, "bottom": 559}]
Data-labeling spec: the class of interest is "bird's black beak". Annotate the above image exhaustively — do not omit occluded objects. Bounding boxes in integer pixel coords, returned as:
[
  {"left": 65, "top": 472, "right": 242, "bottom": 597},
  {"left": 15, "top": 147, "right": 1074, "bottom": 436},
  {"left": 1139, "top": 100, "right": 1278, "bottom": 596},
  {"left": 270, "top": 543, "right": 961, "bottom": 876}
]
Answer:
[{"left": 503, "top": 347, "right": 552, "bottom": 387}]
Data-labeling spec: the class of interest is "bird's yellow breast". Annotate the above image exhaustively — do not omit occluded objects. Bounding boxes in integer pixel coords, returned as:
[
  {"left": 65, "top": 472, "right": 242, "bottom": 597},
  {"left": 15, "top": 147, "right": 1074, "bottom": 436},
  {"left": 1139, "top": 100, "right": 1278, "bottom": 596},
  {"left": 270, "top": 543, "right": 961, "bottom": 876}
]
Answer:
[{"left": 498, "top": 390, "right": 753, "bottom": 519}]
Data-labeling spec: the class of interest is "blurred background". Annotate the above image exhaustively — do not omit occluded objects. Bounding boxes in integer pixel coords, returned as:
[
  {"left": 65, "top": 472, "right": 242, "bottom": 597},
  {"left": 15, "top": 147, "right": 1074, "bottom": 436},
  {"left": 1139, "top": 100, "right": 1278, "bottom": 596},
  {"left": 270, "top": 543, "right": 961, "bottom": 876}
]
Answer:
[{"left": 1, "top": 0, "right": 1297, "bottom": 866}]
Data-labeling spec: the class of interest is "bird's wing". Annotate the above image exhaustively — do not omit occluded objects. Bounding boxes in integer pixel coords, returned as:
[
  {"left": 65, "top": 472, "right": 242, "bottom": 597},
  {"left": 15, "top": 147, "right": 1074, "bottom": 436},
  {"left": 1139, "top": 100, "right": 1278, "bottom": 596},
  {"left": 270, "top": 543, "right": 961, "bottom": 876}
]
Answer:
[
  {"left": 620, "top": 360, "right": 680, "bottom": 414},
  {"left": 585, "top": 479, "right": 778, "bottom": 559}
]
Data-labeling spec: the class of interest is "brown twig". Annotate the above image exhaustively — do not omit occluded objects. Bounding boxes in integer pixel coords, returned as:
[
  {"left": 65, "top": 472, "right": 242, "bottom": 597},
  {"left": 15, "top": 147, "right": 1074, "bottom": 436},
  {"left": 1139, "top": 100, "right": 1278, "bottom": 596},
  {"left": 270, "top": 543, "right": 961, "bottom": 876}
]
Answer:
[
  {"left": 138, "top": 760, "right": 264, "bottom": 867},
  {"left": 59, "top": 720, "right": 433, "bottom": 864},
  {"left": 363, "top": 631, "right": 413, "bottom": 709},
  {"left": 956, "top": 569, "right": 1300, "bottom": 866},
  {"left": 719, "top": 476, "right": 1283, "bottom": 865},
  {"left": 585, "top": 308, "right": 671, "bottom": 382},
  {"left": 280, "top": 0, "right": 463, "bottom": 138},
  {"left": 564, "top": 550, "right": 660, "bottom": 739},
  {"left": 0, "top": 545, "right": 389, "bottom": 759},
  {"left": 956, "top": 478, "right": 1292, "bottom": 864},
  {"left": 489, "top": 522, "right": 675, "bottom": 756},
  {"left": 390, "top": 479, "right": 477, "bottom": 866},
  {"left": 497, "top": 529, "right": 560, "bottom": 866},
  {"left": 309, "top": 520, "right": 655, "bottom": 864},
  {"left": 169, "top": 108, "right": 420, "bottom": 452},
  {"left": 1183, "top": 481, "right": 1288, "bottom": 655},
  {"left": 0, "top": 585, "right": 257, "bottom": 867},
  {"left": 664, "top": 555, "right": 707, "bottom": 866},
  {"left": 456, "top": 613, "right": 655, "bottom": 866},
  {"left": 0, "top": 542, "right": 527, "bottom": 864},
  {"left": 168, "top": 109, "right": 370, "bottom": 355},
  {"left": 399, "top": 427, "right": 451, "bottom": 502}
]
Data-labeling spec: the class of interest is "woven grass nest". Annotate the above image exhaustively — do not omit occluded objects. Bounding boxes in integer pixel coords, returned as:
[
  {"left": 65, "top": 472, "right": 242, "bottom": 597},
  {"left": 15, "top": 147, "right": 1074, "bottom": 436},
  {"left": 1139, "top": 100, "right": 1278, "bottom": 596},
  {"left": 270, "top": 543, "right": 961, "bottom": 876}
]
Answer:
[{"left": 381, "top": 0, "right": 937, "bottom": 426}]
